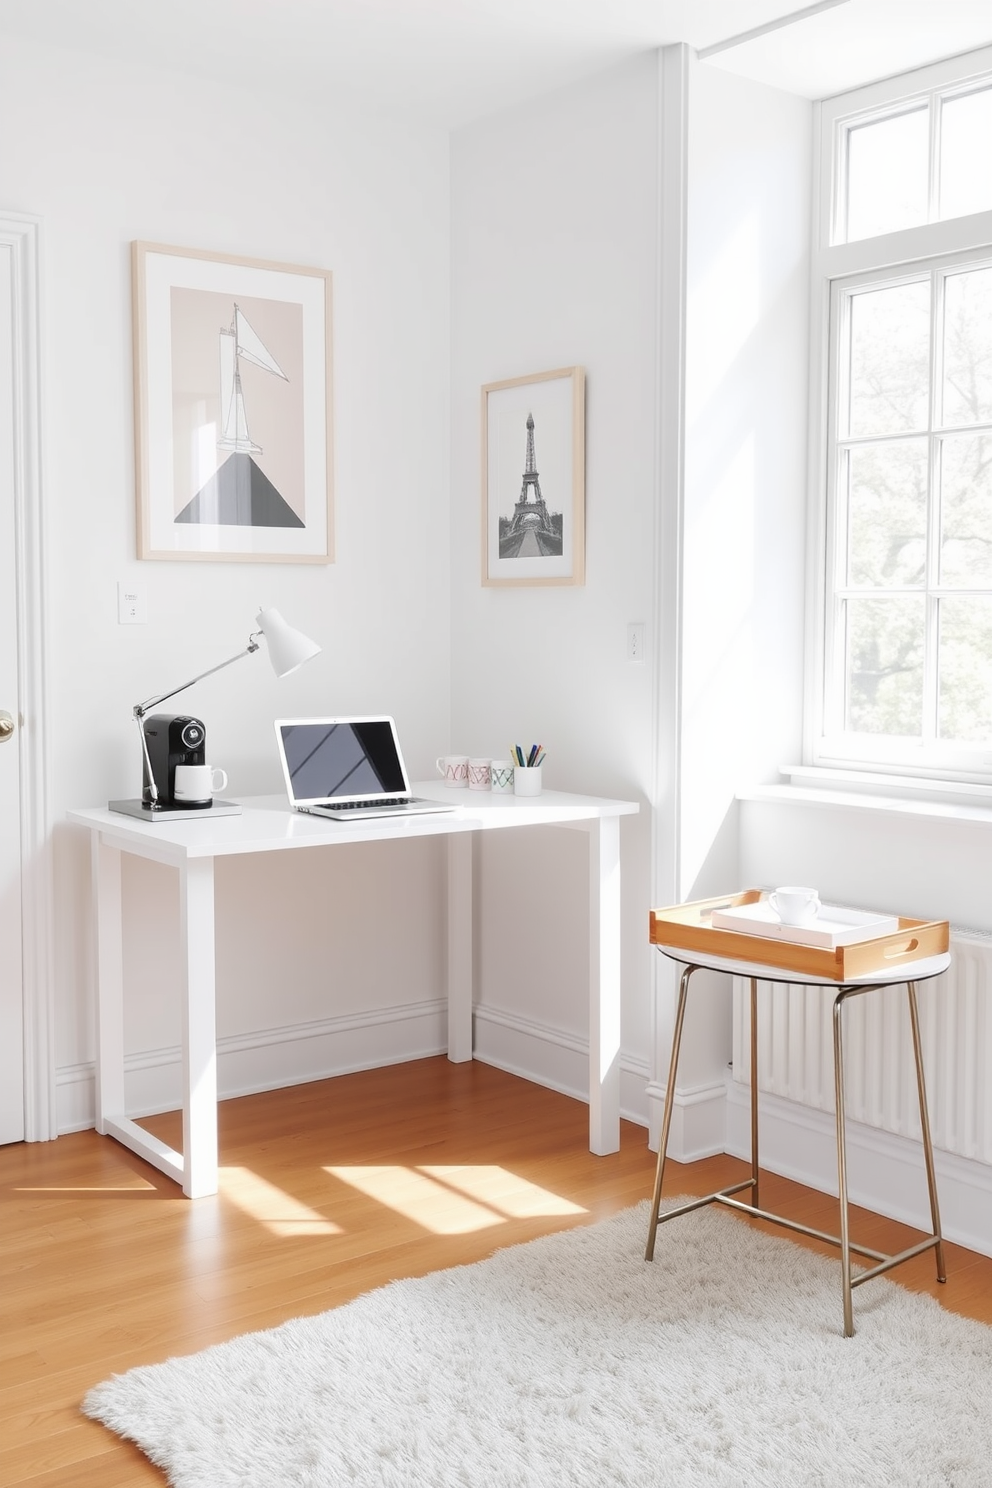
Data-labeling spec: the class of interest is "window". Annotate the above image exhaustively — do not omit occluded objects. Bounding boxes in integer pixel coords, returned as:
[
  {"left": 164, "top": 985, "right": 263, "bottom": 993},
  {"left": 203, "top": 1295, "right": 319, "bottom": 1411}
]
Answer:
[
  {"left": 813, "top": 50, "right": 992, "bottom": 781},
  {"left": 838, "top": 83, "right": 992, "bottom": 243}
]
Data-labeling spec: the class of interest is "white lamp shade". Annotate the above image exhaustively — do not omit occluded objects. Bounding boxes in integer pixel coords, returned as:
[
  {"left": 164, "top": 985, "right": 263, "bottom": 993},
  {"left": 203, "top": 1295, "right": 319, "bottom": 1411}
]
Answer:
[{"left": 256, "top": 608, "right": 322, "bottom": 678}]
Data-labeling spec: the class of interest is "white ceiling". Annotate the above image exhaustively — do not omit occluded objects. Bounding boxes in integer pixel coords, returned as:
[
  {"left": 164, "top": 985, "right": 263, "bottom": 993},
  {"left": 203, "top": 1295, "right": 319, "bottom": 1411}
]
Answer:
[{"left": 0, "top": 0, "right": 989, "bottom": 127}]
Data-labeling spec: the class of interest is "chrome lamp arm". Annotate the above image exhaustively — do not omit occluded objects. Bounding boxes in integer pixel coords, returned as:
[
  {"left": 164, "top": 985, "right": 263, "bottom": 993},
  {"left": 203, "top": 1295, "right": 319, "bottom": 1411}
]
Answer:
[{"left": 133, "top": 632, "right": 262, "bottom": 804}]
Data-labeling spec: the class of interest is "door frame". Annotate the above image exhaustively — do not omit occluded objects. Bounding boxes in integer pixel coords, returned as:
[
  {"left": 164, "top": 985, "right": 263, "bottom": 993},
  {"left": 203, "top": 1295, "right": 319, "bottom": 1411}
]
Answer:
[{"left": 3, "top": 211, "right": 55, "bottom": 1141}]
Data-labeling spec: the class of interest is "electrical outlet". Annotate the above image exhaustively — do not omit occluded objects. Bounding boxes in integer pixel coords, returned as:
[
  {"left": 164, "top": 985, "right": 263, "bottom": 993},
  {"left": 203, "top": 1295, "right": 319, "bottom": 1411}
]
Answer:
[
  {"left": 118, "top": 582, "right": 147, "bottom": 625},
  {"left": 627, "top": 622, "right": 645, "bottom": 663}
]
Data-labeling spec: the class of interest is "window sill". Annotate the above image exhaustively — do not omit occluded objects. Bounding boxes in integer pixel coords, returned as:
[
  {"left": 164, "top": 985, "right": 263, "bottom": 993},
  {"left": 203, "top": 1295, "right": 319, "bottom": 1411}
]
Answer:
[{"left": 738, "top": 766, "right": 992, "bottom": 827}]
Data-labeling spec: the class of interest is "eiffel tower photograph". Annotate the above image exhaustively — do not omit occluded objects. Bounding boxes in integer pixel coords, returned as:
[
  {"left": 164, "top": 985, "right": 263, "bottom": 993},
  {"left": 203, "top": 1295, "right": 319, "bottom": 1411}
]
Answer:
[
  {"left": 482, "top": 366, "right": 585, "bottom": 587},
  {"left": 498, "top": 411, "right": 564, "bottom": 559}
]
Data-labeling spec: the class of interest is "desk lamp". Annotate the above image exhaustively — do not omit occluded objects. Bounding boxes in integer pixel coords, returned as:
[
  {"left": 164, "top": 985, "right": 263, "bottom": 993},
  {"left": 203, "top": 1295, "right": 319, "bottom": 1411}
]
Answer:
[{"left": 110, "top": 607, "right": 321, "bottom": 821}]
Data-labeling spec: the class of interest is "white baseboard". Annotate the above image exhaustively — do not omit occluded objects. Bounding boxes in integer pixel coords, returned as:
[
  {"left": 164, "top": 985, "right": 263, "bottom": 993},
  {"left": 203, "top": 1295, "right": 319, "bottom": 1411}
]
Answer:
[
  {"left": 472, "top": 1004, "right": 650, "bottom": 1129},
  {"left": 644, "top": 1078, "right": 729, "bottom": 1162},
  {"left": 57, "top": 999, "right": 448, "bottom": 1132},
  {"left": 56, "top": 1001, "right": 652, "bottom": 1136},
  {"left": 725, "top": 1078, "right": 992, "bottom": 1260}
]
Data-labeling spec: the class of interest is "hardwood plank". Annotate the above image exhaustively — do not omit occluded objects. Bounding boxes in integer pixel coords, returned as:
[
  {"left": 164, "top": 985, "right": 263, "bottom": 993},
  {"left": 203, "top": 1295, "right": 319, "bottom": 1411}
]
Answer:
[{"left": 1, "top": 1057, "right": 990, "bottom": 1487}]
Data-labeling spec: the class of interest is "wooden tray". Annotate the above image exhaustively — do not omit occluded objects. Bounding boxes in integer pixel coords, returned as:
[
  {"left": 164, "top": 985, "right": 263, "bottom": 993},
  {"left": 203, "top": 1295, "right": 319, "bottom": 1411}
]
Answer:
[{"left": 649, "top": 890, "right": 949, "bottom": 982}]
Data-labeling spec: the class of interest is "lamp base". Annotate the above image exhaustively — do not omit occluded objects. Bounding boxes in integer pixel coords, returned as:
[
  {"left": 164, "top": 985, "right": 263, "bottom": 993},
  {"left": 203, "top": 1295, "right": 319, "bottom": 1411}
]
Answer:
[{"left": 108, "top": 799, "right": 243, "bottom": 822}]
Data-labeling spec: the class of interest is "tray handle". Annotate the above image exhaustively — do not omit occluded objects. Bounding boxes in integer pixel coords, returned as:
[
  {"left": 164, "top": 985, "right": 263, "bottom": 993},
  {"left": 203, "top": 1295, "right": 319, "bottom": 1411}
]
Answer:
[{"left": 882, "top": 937, "right": 920, "bottom": 961}]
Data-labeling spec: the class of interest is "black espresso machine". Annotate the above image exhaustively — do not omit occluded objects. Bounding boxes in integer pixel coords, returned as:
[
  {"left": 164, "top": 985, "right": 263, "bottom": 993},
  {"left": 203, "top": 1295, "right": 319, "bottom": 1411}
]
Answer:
[{"left": 141, "top": 714, "right": 208, "bottom": 809}]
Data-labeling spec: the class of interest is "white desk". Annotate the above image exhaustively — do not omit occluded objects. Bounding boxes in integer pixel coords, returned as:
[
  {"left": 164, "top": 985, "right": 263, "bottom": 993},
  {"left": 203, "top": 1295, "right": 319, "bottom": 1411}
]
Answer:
[{"left": 69, "top": 785, "right": 639, "bottom": 1198}]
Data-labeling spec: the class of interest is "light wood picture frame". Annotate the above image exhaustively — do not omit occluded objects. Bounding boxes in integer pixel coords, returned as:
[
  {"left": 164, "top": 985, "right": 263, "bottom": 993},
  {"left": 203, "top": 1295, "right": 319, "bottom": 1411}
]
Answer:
[
  {"left": 132, "top": 242, "right": 333, "bottom": 563},
  {"left": 482, "top": 366, "right": 585, "bottom": 587}
]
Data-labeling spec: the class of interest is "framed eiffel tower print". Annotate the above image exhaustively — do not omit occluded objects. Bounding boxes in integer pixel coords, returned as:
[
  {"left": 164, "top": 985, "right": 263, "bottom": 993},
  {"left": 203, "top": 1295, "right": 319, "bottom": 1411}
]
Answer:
[
  {"left": 132, "top": 243, "right": 333, "bottom": 563},
  {"left": 481, "top": 366, "right": 585, "bottom": 587}
]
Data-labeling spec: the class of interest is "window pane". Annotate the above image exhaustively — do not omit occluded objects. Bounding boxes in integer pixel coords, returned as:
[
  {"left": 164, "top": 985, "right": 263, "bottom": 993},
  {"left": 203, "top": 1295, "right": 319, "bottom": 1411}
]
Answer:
[
  {"left": 938, "top": 597, "right": 992, "bottom": 741},
  {"left": 846, "top": 108, "right": 929, "bottom": 241},
  {"left": 847, "top": 440, "right": 928, "bottom": 585},
  {"left": 939, "top": 433, "right": 992, "bottom": 585},
  {"left": 939, "top": 88, "right": 992, "bottom": 221},
  {"left": 844, "top": 596, "right": 924, "bottom": 735},
  {"left": 848, "top": 281, "right": 930, "bottom": 437},
  {"left": 942, "top": 266, "right": 992, "bottom": 426}
]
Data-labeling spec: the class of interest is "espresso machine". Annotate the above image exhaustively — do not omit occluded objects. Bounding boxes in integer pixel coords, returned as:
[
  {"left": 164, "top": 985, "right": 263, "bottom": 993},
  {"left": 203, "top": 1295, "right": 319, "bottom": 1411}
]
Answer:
[{"left": 141, "top": 714, "right": 208, "bottom": 809}]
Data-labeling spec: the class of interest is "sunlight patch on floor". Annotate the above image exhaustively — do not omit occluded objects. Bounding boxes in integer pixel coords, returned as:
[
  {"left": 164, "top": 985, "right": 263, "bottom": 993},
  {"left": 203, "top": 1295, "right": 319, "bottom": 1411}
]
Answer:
[
  {"left": 325, "top": 1164, "right": 587, "bottom": 1233},
  {"left": 15, "top": 1179, "right": 158, "bottom": 1192},
  {"left": 326, "top": 1165, "right": 504, "bottom": 1233},
  {"left": 421, "top": 1166, "right": 587, "bottom": 1218},
  {"left": 219, "top": 1167, "right": 342, "bottom": 1237}
]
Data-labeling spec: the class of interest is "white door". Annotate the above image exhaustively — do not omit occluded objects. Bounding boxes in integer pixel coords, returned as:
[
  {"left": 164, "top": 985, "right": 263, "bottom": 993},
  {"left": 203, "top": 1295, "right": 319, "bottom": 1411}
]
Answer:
[{"left": 0, "top": 238, "right": 25, "bottom": 1143}]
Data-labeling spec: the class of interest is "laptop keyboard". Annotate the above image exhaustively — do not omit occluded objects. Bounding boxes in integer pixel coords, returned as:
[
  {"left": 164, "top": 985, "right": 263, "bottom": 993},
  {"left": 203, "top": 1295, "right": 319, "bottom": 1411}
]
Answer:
[{"left": 323, "top": 797, "right": 408, "bottom": 810}]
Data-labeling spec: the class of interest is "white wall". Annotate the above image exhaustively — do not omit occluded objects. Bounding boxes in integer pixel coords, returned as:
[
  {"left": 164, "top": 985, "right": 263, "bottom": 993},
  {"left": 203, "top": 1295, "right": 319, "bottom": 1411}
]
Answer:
[
  {"left": 682, "top": 60, "right": 811, "bottom": 901},
  {"left": 449, "top": 55, "right": 660, "bottom": 1120},
  {"left": 0, "top": 34, "right": 453, "bottom": 1129},
  {"left": 647, "top": 58, "right": 812, "bottom": 1151}
]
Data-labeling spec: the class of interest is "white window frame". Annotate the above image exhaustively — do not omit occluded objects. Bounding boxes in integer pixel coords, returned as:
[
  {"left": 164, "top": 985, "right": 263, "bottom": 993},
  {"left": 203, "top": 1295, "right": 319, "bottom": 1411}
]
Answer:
[{"left": 808, "top": 45, "right": 992, "bottom": 785}]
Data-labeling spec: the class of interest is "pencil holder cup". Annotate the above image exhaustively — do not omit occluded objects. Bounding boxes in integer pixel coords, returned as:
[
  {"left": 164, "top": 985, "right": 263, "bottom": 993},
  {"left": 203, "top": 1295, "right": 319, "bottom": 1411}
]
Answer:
[
  {"left": 513, "top": 765, "right": 542, "bottom": 797},
  {"left": 490, "top": 760, "right": 515, "bottom": 794}
]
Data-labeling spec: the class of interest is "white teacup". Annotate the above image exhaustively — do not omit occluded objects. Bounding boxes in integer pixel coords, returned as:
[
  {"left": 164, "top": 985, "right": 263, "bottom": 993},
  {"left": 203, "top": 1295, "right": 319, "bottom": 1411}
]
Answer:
[
  {"left": 436, "top": 754, "right": 469, "bottom": 788},
  {"left": 173, "top": 764, "right": 228, "bottom": 803},
  {"left": 769, "top": 886, "right": 820, "bottom": 926}
]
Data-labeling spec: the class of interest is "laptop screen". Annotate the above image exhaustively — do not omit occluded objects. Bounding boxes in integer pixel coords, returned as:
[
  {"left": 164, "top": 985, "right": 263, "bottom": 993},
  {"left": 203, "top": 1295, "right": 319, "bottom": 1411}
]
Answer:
[{"left": 275, "top": 718, "right": 410, "bottom": 805}]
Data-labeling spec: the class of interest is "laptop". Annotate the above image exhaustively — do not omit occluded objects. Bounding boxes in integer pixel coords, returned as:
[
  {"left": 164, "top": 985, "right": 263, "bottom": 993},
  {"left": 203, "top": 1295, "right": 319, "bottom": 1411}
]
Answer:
[{"left": 274, "top": 716, "right": 457, "bottom": 820}]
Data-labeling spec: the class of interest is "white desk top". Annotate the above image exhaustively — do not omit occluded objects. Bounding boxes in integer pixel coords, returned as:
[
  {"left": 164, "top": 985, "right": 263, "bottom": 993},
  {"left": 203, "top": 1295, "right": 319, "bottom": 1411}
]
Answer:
[{"left": 68, "top": 784, "right": 639, "bottom": 863}]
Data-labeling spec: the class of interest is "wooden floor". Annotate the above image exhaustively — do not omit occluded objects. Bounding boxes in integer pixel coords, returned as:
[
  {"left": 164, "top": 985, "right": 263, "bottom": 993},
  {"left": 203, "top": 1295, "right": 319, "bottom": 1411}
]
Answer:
[{"left": 3, "top": 1057, "right": 991, "bottom": 1487}]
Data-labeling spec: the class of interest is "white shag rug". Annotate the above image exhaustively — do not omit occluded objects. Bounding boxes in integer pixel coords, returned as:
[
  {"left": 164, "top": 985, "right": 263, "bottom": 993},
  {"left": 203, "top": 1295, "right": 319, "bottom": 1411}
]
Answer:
[{"left": 84, "top": 1198, "right": 992, "bottom": 1488}]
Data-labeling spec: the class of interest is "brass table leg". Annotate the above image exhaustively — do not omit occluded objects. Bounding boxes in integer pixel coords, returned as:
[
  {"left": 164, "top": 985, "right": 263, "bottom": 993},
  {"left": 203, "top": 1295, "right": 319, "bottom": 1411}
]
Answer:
[
  {"left": 645, "top": 964, "right": 693, "bottom": 1260},
  {"left": 749, "top": 976, "right": 759, "bottom": 1210},
  {"left": 907, "top": 979, "right": 946, "bottom": 1283},
  {"left": 832, "top": 989, "right": 855, "bottom": 1337}
]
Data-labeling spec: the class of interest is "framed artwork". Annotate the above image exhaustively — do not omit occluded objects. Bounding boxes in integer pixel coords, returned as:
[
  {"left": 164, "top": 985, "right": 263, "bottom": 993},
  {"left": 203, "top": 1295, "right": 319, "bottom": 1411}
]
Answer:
[
  {"left": 132, "top": 242, "right": 333, "bottom": 563},
  {"left": 481, "top": 366, "right": 585, "bottom": 587}
]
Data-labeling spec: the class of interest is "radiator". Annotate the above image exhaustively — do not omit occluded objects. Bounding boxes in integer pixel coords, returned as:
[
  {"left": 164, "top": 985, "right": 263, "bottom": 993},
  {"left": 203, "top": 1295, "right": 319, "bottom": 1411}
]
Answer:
[{"left": 731, "top": 930, "right": 992, "bottom": 1166}]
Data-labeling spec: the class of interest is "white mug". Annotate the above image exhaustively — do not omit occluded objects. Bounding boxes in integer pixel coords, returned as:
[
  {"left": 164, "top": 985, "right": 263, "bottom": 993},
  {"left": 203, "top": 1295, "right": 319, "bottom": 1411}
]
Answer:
[
  {"left": 173, "top": 763, "right": 228, "bottom": 803},
  {"left": 513, "top": 765, "right": 543, "bottom": 798},
  {"left": 490, "top": 760, "right": 515, "bottom": 794},
  {"left": 468, "top": 758, "right": 491, "bottom": 791},
  {"left": 769, "top": 886, "right": 820, "bottom": 926},
  {"left": 436, "top": 754, "right": 469, "bottom": 788}
]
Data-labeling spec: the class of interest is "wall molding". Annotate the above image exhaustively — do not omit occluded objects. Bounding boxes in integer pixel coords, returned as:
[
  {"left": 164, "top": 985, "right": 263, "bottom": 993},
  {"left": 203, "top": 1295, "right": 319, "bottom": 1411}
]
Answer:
[
  {"left": 57, "top": 1002, "right": 653, "bottom": 1138},
  {"left": 2, "top": 210, "right": 55, "bottom": 1142},
  {"left": 57, "top": 999, "right": 449, "bottom": 1134},
  {"left": 644, "top": 1075, "right": 728, "bottom": 1163},
  {"left": 726, "top": 1078, "right": 992, "bottom": 1259},
  {"left": 472, "top": 1004, "right": 650, "bottom": 1128}
]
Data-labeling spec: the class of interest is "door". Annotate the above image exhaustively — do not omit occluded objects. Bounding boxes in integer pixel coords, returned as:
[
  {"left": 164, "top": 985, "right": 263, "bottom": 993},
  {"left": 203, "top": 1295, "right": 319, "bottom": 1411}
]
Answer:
[{"left": 0, "top": 237, "right": 24, "bottom": 1143}]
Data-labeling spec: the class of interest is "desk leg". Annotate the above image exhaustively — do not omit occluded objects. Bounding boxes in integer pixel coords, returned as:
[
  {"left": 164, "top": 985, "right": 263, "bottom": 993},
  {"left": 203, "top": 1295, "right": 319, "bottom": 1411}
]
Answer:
[
  {"left": 179, "top": 857, "right": 218, "bottom": 1199},
  {"left": 588, "top": 816, "right": 621, "bottom": 1155},
  {"left": 446, "top": 834, "right": 474, "bottom": 1063},
  {"left": 93, "top": 835, "right": 125, "bottom": 1136}
]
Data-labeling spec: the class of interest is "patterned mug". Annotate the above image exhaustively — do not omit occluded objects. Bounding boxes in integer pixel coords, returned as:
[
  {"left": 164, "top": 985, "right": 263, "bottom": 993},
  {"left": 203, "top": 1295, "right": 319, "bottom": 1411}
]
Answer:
[
  {"left": 468, "top": 758, "right": 491, "bottom": 791},
  {"left": 490, "top": 760, "right": 515, "bottom": 794},
  {"left": 435, "top": 755, "right": 469, "bottom": 788}
]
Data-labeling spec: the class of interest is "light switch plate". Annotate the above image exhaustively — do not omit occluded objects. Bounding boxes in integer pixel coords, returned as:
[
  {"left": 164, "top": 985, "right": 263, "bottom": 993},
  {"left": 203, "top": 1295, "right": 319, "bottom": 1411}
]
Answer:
[
  {"left": 627, "top": 622, "right": 645, "bottom": 662},
  {"left": 118, "top": 582, "right": 147, "bottom": 624}
]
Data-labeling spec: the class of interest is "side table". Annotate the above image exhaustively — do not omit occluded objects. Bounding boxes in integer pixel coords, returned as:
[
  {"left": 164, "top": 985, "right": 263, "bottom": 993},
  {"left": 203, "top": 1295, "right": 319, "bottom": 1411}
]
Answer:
[{"left": 645, "top": 922, "right": 949, "bottom": 1336}]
